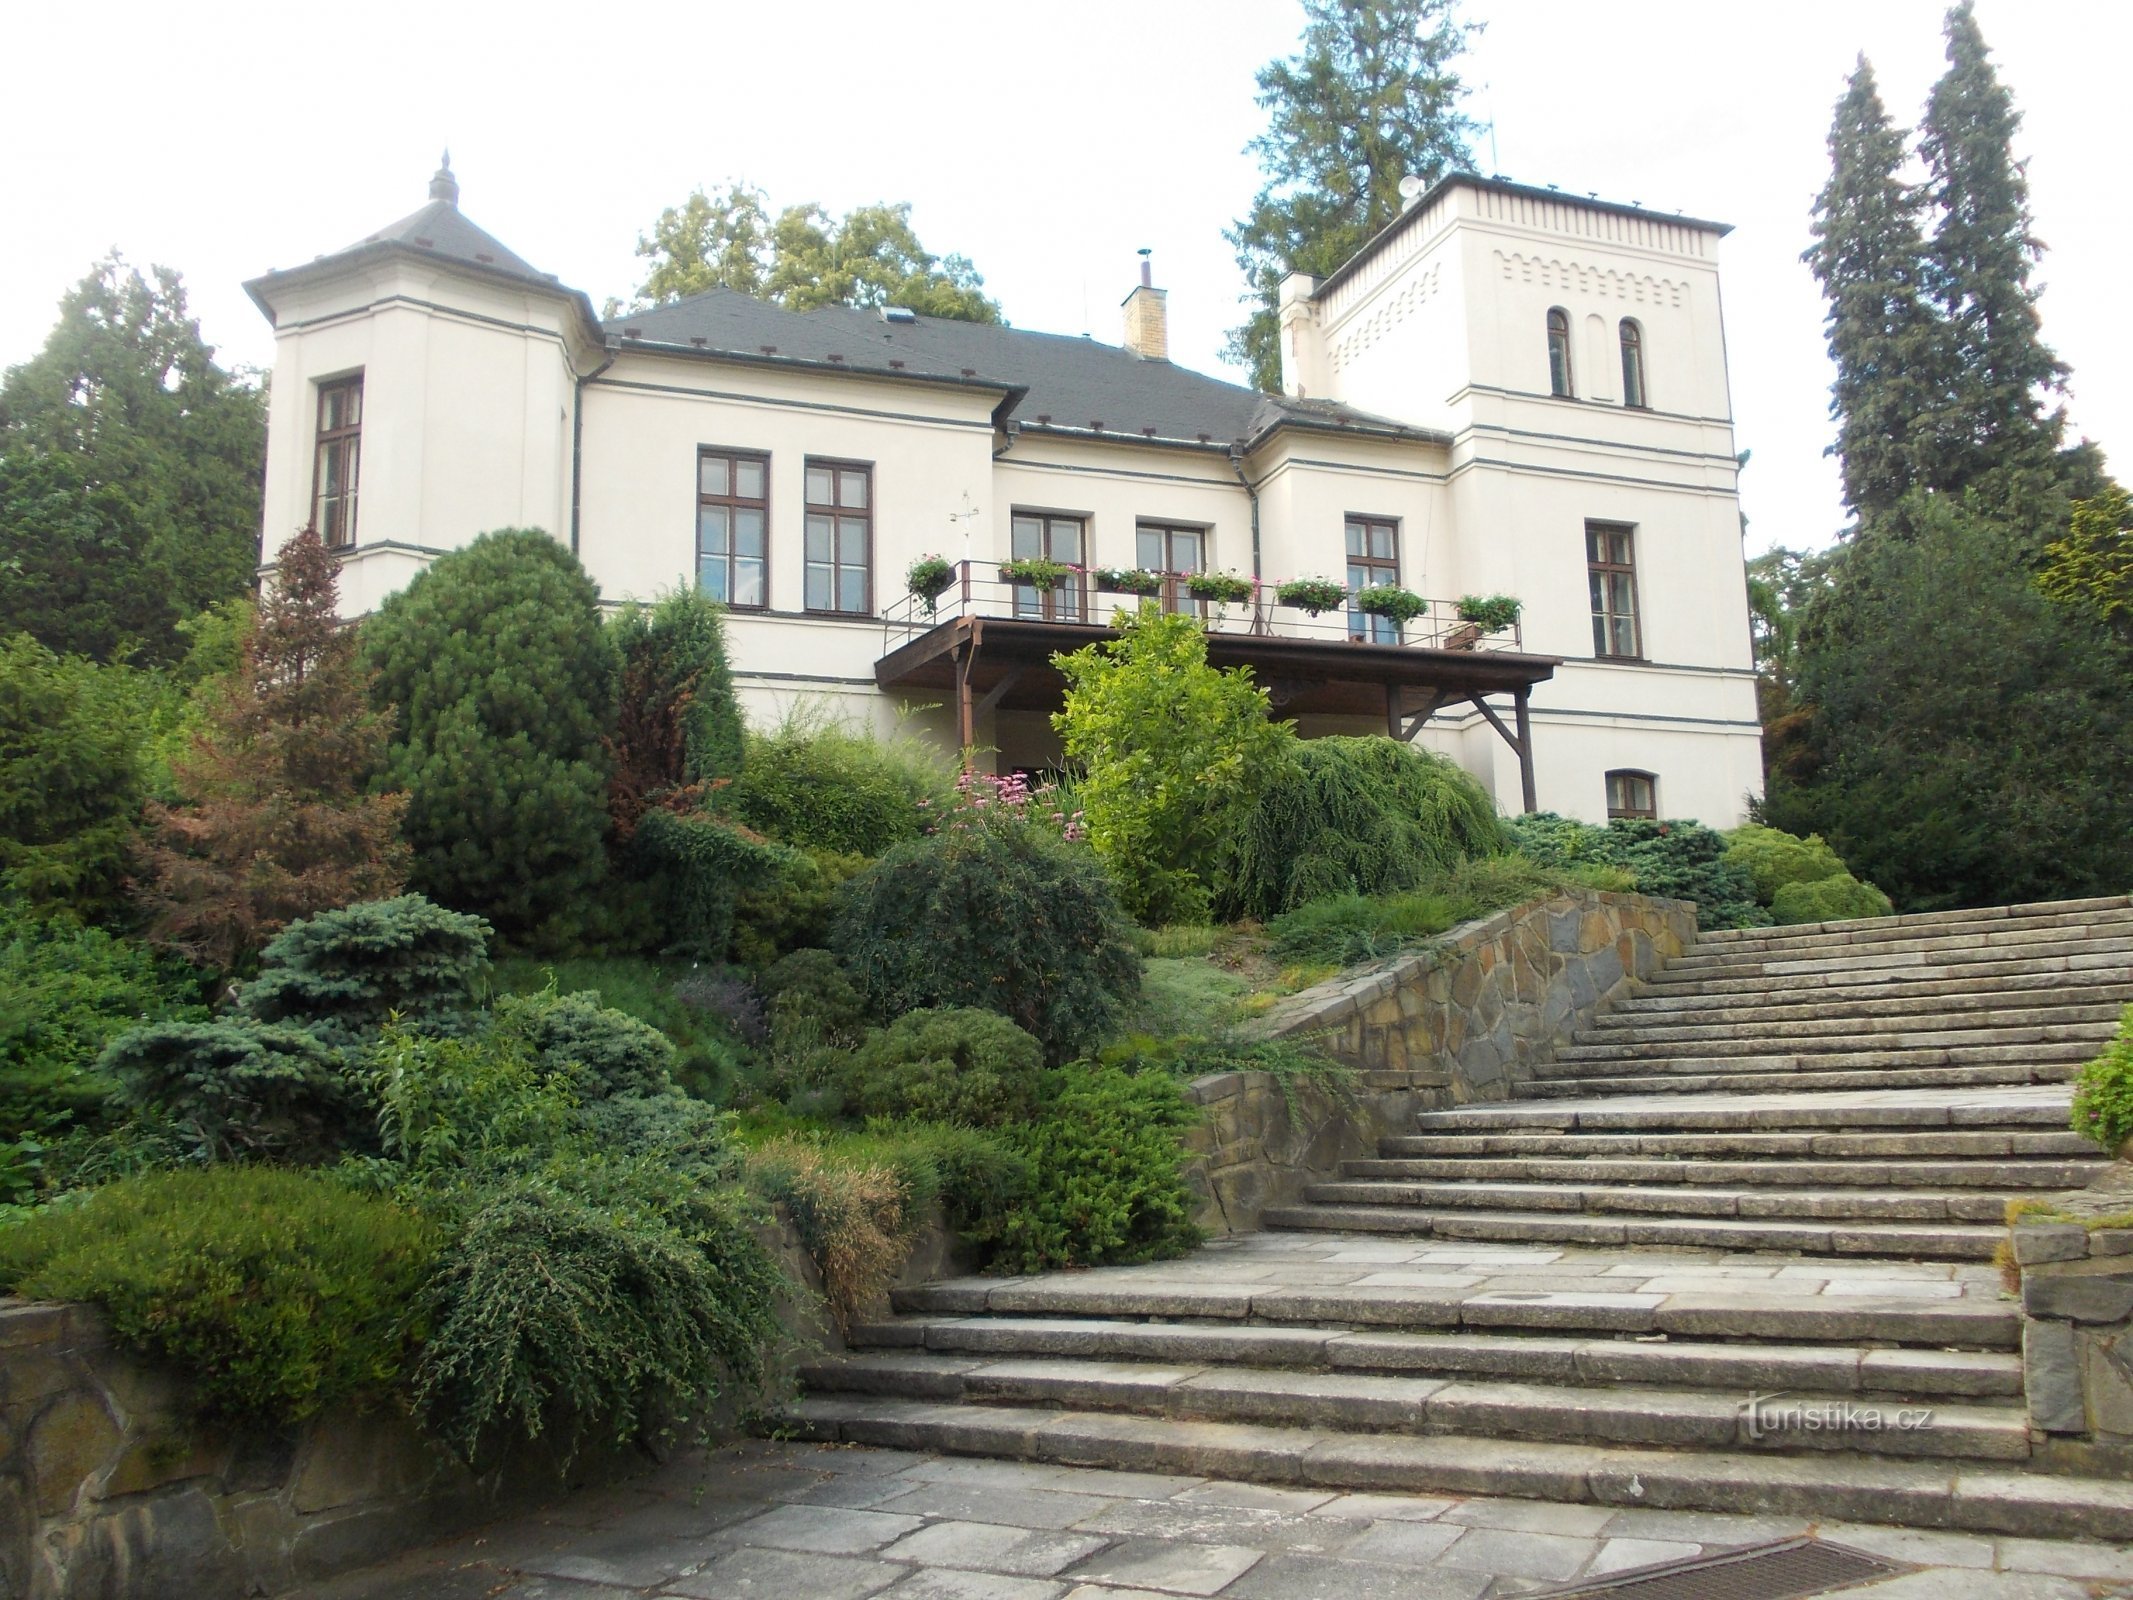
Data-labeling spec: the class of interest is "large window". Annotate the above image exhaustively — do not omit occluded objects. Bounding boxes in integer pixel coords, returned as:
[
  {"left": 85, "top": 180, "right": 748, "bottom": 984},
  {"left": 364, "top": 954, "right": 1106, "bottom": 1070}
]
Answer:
[
  {"left": 1010, "top": 512, "right": 1086, "bottom": 621},
  {"left": 1606, "top": 770, "right": 1657, "bottom": 820},
  {"left": 1136, "top": 521, "right": 1205, "bottom": 614},
  {"left": 696, "top": 449, "right": 768, "bottom": 608},
  {"left": 312, "top": 376, "right": 362, "bottom": 547},
  {"left": 1587, "top": 522, "right": 1641, "bottom": 659},
  {"left": 804, "top": 459, "right": 872, "bottom": 614},
  {"left": 1619, "top": 319, "right": 1648, "bottom": 409},
  {"left": 1546, "top": 308, "right": 1574, "bottom": 398},
  {"left": 1345, "top": 515, "right": 1401, "bottom": 643}
]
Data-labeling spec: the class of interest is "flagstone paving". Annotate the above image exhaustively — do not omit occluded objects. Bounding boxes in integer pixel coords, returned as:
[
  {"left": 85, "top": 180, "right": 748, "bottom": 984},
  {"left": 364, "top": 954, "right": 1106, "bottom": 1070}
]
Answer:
[{"left": 309, "top": 1439, "right": 2133, "bottom": 1599}]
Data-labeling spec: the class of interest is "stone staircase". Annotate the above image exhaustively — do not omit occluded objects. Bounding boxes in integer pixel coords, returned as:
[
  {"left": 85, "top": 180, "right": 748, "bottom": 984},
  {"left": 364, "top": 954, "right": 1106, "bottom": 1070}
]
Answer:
[{"left": 789, "top": 897, "right": 2133, "bottom": 1540}]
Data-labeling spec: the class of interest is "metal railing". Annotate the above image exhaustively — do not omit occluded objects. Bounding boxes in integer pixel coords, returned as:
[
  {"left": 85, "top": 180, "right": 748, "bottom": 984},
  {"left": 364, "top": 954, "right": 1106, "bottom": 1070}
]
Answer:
[{"left": 883, "top": 561, "right": 1524, "bottom": 655}]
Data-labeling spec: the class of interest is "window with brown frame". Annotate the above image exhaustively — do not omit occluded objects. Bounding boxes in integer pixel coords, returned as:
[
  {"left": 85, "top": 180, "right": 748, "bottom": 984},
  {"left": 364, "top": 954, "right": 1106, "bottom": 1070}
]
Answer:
[
  {"left": 697, "top": 449, "right": 768, "bottom": 608},
  {"left": 312, "top": 376, "right": 363, "bottom": 547},
  {"left": 1606, "top": 770, "right": 1657, "bottom": 820},
  {"left": 1587, "top": 521, "right": 1641, "bottom": 659},
  {"left": 1619, "top": 319, "right": 1648, "bottom": 409},
  {"left": 1135, "top": 521, "right": 1206, "bottom": 615},
  {"left": 1546, "top": 308, "right": 1574, "bottom": 398},
  {"left": 804, "top": 459, "right": 872, "bottom": 614},
  {"left": 1010, "top": 511, "right": 1086, "bottom": 621},
  {"left": 1344, "top": 515, "right": 1400, "bottom": 642}
]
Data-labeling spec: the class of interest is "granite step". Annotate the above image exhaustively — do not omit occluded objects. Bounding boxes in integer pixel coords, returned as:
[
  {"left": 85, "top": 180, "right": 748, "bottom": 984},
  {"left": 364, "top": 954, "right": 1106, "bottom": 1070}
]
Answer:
[
  {"left": 779, "top": 1396, "right": 2133, "bottom": 1540},
  {"left": 1589, "top": 974, "right": 2133, "bottom": 1028},
  {"left": 1297, "top": 1179, "right": 2023, "bottom": 1224},
  {"left": 1511, "top": 1062, "right": 2082, "bottom": 1098},
  {"left": 1646, "top": 932, "right": 2133, "bottom": 987},
  {"left": 1412, "top": 1092, "right": 2074, "bottom": 1133},
  {"left": 1632, "top": 945, "right": 2133, "bottom": 1001},
  {"left": 1693, "top": 895, "right": 2133, "bottom": 950},
  {"left": 1550, "top": 1021, "right": 2118, "bottom": 1064},
  {"left": 1570, "top": 1000, "right": 2127, "bottom": 1051},
  {"left": 1381, "top": 1128, "right": 2098, "bottom": 1159},
  {"left": 847, "top": 1315, "right": 2025, "bottom": 1399},
  {"left": 1339, "top": 1155, "right": 2107, "bottom": 1189},
  {"left": 797, "top": 1351, "right": 2032, "bottom": 1461},
  {"left": 1257, "top": 1204, "right": 2005, "bottom": 1259}
]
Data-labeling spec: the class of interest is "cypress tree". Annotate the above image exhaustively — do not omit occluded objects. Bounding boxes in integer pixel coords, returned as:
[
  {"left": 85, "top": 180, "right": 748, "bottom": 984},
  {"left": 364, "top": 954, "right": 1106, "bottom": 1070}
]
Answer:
[
  {"left": 361, "top": 530, "right": 617, "bottom": 950},
  {"left": 1917, "top": 1, "right": 2067, "bottom": 518},
  {"left": 1804, "top": 60, "right": 1943, "bottom": 523}
]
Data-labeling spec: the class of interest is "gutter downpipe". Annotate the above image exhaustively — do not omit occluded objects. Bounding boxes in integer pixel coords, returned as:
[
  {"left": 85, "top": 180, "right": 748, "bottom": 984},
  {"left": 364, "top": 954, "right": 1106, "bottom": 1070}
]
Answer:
[
  {"left": 1228, "top": 445, "right": 1266, "bottom": 635},
  {"left": 570, "top": 348, "right": 618, "bottom": 557}
]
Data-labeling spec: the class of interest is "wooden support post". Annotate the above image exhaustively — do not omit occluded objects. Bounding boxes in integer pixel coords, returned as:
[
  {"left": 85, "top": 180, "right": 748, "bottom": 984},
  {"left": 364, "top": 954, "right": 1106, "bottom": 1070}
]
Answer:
[
  {"left": 1384, "top": 683, "right": 1403, "bottom": 738},
  {"left": 954, "top": 622, "right": 980, "bottom": 757},
  {"left": 1514, "top": 686, "right": 1537, "bottom": 814}
]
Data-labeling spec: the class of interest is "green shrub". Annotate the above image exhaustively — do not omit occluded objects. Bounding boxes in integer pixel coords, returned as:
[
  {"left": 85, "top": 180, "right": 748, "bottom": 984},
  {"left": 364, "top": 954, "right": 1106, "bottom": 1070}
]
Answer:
[
  {"left": 1723, "top": 823, "right": 1848, "bottom": 904},
  {"left": 1097, "top": 1031, "right": 1352, "bottom": 1094},
  {"left": 364, "top": 1023, "right": 579, "bottom": 1180},
  {"left": 729, "top": 715, "right": 952, "bottom": 857},
  {"left": 850, "top": 1122, "right": 1031, "bottom": 1244},
  {"left": 2072, "top": 1008, "right": 2133, "bottom": 1154},
  {"left": 237, "top": 895, "right": 492, "bottom": 1048},
  {"left": 993, "top": 1065, "right": 1201, "bottom": 1274},
  {"left": 1770, "top": 873, "right": 1897, "bottom": 925},
  {"left": 1127, "top": 958, "right": 1253, "bottom": 1038},
  {"left": 412, "top": 1174, "right": 782, "bottom": 1463},
  {"left": 1226, "top": 736, "right": 1504, "bottom": 918},
  {"left": 362, "top": 529, "right": 618, "bottom": 949},
  {"left": 834, "top": 811, "right": 1140, "bottom": 1064},
  {"left": 835, "top": 1009, "right": 1045, "bottom": 1128},
  {"left": 0, "top": 1167, "right": 435, "bottom": 1424},
  {"left": 494, "top": 988, "right": 676, "bottom": 1100},
  {"left": 102, "top": 1018, "right": 365, "bottom": 1163},
  {"left": 0, "top": 910, "right": 205, "bottom": 1140},
  {"left": 760, "top": 948, "right": 870, "bottom": 1059},
  {"left": 1503, "top": 813, "right": 1769, "bottom": 931},
  {"left": 490, "top": 954, "right": 750, "bottom": 1103},
  {"left": 731, "top": 848, "right": 869, "bottom": 968}
]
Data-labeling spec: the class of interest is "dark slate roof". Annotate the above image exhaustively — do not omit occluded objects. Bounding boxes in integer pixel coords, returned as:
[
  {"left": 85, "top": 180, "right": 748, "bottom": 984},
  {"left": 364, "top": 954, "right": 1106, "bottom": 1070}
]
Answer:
[{"left": 604, "top": 289, "right": 1446, "bottom": 453}]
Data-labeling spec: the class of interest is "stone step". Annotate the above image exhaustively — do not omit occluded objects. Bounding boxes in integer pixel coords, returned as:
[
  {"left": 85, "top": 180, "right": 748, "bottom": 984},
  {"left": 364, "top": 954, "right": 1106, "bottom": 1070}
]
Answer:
[
  {"left": 798, "top": 1352, "right": 2032, "bottom": 1462},
  {"left": 1635, "top": 945, "right": 2133, "bottom": 1001},
  {"left": 849, "top": 1315, "right": 2025, "bottom": 1399},
  {"left": 1592, "top": 973, "right": 2133, "bottom": 1028},
  {"left": 890, "top": 1273, "right": 2020, "bottom": 1346},
  {"left": 1573, "top": 1000, "right": 2128, "bottom": 1051},
  {"left": 1382, "top": 1128, "right": 2098, "bottom": 1159},
  {"left": 1512, "top": 1061, "right": 2081, "bottom": 1098},
  {"left": 1551, "top": 1021, "right": 2117, "bottom": 1065},
  {"left": 1532, "top": 1039, "right": 2094, "bottom": 1078},
  {"left": 1648, "top": 932, "right": 2133, "bottom": 987},
  {"left": 1258, "top": 1204, "right": 2005, "bottom": 1261},
  {"left": 778, "top": 1396, "right": 2133, "bottom": 1540},
  {"left": 1414, "top": 1093, "right": 2073, "bottom": 1133},
  {"left": 1342, "top": 1155, "right": 2107, "bottom": 1189},
  {"left": 1299, "top": 1179, "right": 2019, "bottom": 1224},
  {"left": 1694, "top": 895, "right": 2133, "bottom": 950}
]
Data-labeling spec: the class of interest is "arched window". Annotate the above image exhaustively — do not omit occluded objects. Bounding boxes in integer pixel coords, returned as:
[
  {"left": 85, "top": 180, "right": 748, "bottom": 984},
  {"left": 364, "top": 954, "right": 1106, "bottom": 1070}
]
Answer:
[
  {"left": 1619, "top": 319, "right": 1647, "bottom": 409},
  {"left": 1606, "top": 770, "right": 1657, "bottom": 820},
  {"left": 1546, "top": 308, "right": 1573, "bottom": 397}
]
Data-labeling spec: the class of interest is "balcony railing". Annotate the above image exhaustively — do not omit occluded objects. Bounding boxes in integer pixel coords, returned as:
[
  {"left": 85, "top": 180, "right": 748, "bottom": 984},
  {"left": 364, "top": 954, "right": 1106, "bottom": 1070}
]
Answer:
[{"left": 883, "top": 562, "right": 1523, "bottom": 655}]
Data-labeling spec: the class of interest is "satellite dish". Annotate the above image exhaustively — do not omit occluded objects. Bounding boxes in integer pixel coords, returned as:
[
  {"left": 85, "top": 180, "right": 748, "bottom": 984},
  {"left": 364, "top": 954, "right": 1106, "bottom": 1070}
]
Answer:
[{"left": 1397, "top": 174, "right": 1426, "bottom": 199}]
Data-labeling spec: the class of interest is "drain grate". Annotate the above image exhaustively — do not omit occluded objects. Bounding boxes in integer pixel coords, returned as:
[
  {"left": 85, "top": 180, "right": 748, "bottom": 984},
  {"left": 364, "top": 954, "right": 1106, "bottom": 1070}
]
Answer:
[{"left": 1537, "top": 1537, "right": 1908, "bottom": 1600}]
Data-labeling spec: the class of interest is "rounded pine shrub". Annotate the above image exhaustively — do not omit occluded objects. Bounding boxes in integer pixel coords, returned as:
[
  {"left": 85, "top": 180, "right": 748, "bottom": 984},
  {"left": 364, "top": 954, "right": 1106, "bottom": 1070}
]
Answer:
[
  {"left": 0, "top": 1166, "right": 436, "bottom": 1425},
  {"left": 1225, "top": 736, "right": 1504, "bottom": 919},
  {"left": 360, "top": 529, "right": 618, "bottom": 948},
  {"left": 102, "top": 1017, "right": 365, "bottom": 1163},
  {"left": 1770, "top": 873, "right": 1896, "bottom": 925},
  {"left": 835, "top": 1008, "right": 1046, "bottom": 1128},
  {"left": 1722, "top": 823, "right": 1848, "bottom": 904},
  {"left": 494, "top": 988, "right": 678, "bottom": 1099},
  {"left": 832, "top": 811, "right": 1140, "bottom": 1064}
]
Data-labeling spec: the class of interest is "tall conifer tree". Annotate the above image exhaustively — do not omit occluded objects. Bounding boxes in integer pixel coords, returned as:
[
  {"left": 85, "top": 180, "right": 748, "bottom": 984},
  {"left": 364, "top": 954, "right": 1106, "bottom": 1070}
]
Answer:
[
  {"left": 1917, "top": 1, "right": 2067, "bottom": 515},
  {"left": 1804, "top": 60, "right": 1942, "bottom": 523}
]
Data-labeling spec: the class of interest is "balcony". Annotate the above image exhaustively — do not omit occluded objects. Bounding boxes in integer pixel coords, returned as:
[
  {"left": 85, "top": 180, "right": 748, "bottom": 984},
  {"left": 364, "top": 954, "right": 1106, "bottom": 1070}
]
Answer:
[{"left": 876, "top": 562, "right": 1562, "bottom": 810}]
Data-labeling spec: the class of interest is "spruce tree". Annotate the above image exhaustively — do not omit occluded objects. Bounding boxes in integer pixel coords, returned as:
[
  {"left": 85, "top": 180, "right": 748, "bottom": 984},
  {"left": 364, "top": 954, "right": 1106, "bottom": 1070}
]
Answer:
[
  {"left": 1804, "top": 60, "right": 1943, "bottom": 523},
  {"left": 1226, "top": 0, "right": 1477, "bottom": 392},
  {"left": 142, "top": 528, "right": 409, "bottom": 969},
  {"left": 360, "top": 530, "right": 618, "bottom": 950},
  {"left": 1917, "top": 1, "right": 2067, "bottom": 516}
]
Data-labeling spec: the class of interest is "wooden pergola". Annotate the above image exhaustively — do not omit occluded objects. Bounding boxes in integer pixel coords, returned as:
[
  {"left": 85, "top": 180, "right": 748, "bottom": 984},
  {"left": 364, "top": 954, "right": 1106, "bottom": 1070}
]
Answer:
[{"left": 875, "top": 615, "right": 1562, "bottom": 812}]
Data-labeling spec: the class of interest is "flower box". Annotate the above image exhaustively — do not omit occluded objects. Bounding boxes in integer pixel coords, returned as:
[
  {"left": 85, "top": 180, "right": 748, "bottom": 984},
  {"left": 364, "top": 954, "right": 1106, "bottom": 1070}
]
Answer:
[
  {"left": 999, "top": 557, "right": 1075, "bottom": 589},
  {"left": 1185, "top": 571, "right": 1254, "bottom": 605},
  {"left": 1274, "top": 577, "right": 1348, "bottom": 616},
  {"left": 1093, "top": 567, "right": 1164, "bottom": 596},
  {"left": 1353, "top": 584, "right": 1428, "bottom": 625},
  {"left": 1455, "top": 593, "right": 1523, "bottom": 633}
]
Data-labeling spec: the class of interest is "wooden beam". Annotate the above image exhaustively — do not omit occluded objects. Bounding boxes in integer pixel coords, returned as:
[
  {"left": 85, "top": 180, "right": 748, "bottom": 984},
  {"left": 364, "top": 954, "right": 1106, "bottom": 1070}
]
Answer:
[
  {"left": 1514, "top": 686, "right": 1537, "bottom": 814},
  {"left": 955, "top": 622, "right": 981, "bottom": 756},
  {"left": 1398, "top": 688, "right": 1454, "bottom": 741},
  {"left": 972, "top": 665, "right": 1027, "bottom": 720},
  {"left": 1469, "top": 693, "right": 1521, "bottom": 754}
]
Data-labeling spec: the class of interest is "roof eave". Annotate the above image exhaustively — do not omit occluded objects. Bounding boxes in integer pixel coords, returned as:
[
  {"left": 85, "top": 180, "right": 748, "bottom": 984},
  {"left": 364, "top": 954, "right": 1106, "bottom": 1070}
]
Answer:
[
  {"left": 604, "top": 336, "right": 1023, "bottom": 407},
  {"left": 244, "top": 241, "right": 604, "bottom": 345}
]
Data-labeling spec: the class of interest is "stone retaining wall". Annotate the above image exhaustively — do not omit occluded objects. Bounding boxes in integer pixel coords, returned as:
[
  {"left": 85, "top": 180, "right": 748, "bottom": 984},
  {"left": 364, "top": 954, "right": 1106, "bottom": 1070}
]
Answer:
[
  {"left": 1182, "top": 889, "right": 1697, "bottom": 1232},
  {"left": 2013, "top": 1218, "right": 2133, "bottom": 1474}
]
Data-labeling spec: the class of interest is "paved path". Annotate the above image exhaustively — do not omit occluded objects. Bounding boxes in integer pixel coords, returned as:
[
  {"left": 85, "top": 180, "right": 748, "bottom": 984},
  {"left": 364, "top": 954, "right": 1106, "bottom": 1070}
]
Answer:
[{"left": 314, "top": 1438, "right": 2133, "bottom": 1600}]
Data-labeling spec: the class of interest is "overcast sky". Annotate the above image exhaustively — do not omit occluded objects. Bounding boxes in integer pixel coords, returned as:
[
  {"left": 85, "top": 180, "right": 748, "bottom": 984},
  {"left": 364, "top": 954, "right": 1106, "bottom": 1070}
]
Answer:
[{"left": 2, "top": 0, "right": 2122, "bottom": 554}]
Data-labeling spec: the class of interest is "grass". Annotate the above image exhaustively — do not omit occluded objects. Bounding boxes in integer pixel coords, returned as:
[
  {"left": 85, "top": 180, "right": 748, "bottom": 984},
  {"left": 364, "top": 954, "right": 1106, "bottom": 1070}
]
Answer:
[{"left": 1263, "top": 856, "right": 1636, "bottom": 968}]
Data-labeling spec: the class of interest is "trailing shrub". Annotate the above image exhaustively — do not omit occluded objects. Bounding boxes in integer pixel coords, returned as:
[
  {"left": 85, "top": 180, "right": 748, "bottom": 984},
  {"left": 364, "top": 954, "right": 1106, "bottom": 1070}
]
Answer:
[
  {"left": 236, "top": 895, "right": 492, "bottom": 1048},
  {"left": 833, "top": 806, "right": 1140, "bottom": 1064},
  {"left": 834, "top": 1008, "right": 1045, "bottom": 1128},
  {"left": 0, "top": 1167, "right": 435, "bottom": 1425},
  {"left": 1770, "top": 873, "right": 1897, "bottom": 925},
  {"left": 2072, "top": 1007, "right": 2133, "bottom": 1154},
  {"left": 1226, "top": 736, "right": 1503, "bottom": 919},
  {"left": 993, "top": 1065, "right": 1201, "bottom": 1274},
  {"left": 494, "top": 988, "right": 677, "bottom": 1100},
  {"left": 1723, "top": 823, "right": 1848, "bottom": 903},
  {"left": 102, "top": 1017, "right": 365, "bottom": 1164},
  {"left": 1504, "top": 813, "right": 1769, "bottom": 930},
  {"left": 729, "top": 715, "right": 951, "bottom": 858}
]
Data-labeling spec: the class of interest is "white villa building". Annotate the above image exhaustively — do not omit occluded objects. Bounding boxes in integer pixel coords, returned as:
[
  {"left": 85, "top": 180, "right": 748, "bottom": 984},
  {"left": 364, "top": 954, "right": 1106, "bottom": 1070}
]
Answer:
[{"left": 246, "top": 159, "right": 1763, "bottom": 826}]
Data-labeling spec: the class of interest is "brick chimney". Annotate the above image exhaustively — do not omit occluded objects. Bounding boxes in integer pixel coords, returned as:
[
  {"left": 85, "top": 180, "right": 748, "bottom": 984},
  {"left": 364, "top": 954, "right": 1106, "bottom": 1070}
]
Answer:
[{"left": 1121, "top": 249, "right": 1168, "bottom": 361}]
